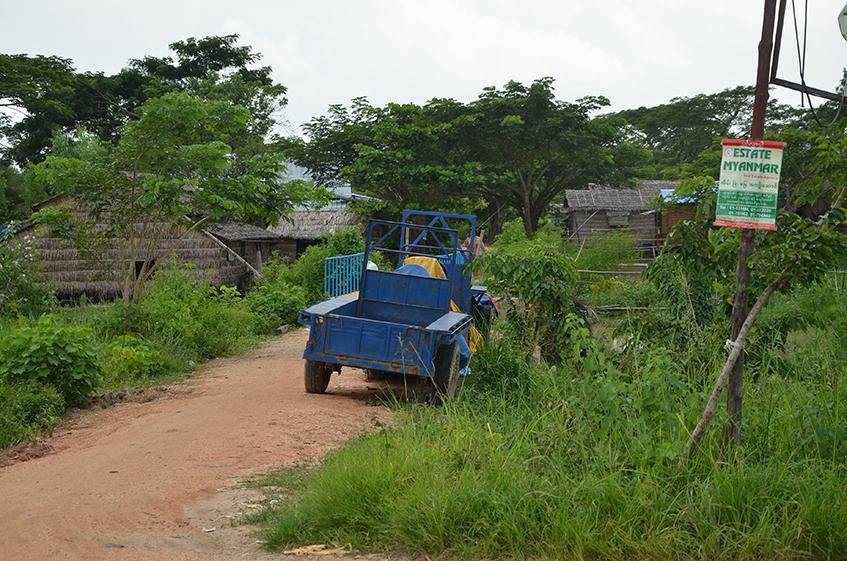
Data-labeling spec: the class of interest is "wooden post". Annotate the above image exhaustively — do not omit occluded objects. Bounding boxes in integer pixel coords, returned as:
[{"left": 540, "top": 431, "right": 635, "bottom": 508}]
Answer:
[{"left": 724, "top": 0, "right": 778, "bottom": 447}]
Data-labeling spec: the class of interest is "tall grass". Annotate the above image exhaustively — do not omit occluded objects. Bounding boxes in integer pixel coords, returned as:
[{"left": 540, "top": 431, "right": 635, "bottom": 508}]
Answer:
[{"left": 258, "top": 284, "right": 847, "bottom": 560}]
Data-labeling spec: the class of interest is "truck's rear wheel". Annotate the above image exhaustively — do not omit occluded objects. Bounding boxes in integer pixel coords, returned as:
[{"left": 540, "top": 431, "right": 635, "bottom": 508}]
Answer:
[
  {"left": 304, "top": 360, "right": 333, "bottom": 394},
  {"left": 431, "top": 342, "right": 460, "bottom": 404}
]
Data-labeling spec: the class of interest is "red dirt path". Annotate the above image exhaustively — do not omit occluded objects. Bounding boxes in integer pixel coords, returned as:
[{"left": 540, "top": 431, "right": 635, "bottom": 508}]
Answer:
[{"left": 0, "top": 329, "right": 389, "bottom": 561}]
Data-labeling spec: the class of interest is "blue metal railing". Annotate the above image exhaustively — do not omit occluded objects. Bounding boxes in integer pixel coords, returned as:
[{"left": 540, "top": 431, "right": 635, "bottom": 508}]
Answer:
[{"left": 324, "top": 252, "right": 365, "bottom": 297}]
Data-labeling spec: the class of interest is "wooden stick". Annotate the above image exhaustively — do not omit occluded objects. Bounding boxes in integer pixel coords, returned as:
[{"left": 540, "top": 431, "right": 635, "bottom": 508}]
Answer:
[{"left": 679, "top": 276, "right": 782, "bottom": 465}]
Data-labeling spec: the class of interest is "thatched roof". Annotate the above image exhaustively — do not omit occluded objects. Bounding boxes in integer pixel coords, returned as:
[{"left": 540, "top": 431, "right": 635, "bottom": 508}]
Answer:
[
  {"left": 565, "top": 180, "right": 679, "bottom": 212},
  {"left": 268, "top": 207, "right": 362, "bottom": 240},
  {"left": 206, "top": 222, "right": 282, "bottom": 242}
]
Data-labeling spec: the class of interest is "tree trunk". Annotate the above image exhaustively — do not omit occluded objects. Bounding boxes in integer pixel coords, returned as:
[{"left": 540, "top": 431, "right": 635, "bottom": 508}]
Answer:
[
  {"left": 522, "top": 201, "right": 536, "bottom": 239},
  {"left": 680, "top": 277, "right": 782, "bottom": 465}
]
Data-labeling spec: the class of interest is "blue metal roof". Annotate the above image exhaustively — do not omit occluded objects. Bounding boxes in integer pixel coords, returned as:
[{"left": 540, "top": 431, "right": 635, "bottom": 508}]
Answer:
[{"left": 660, "top": 188, "right": 699, "bottom": 205}]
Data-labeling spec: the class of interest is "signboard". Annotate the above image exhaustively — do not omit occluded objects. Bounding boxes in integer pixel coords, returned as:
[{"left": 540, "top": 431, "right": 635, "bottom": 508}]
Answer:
[{"left": 715, "top": 139, "right": 785, "bottom": 230}]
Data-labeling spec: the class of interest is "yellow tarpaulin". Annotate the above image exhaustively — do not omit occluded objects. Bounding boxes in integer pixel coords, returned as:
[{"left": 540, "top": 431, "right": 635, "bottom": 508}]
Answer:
[{"left": 402, "top": 256, "right": 483, "bottom": 352}]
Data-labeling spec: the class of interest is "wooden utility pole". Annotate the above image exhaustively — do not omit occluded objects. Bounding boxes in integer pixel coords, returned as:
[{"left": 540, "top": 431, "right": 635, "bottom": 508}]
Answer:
[{"left": 724, "top": 0, "right": 778, "bottom": 446}]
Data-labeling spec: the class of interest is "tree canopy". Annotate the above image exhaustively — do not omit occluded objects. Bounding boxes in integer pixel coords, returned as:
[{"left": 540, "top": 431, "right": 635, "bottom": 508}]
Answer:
[
  {"left": 292, "top": 78, "right": 647, "bottom": 237},
  {"left": 0, "top": 34, "right": 285, "bottom": 166}
]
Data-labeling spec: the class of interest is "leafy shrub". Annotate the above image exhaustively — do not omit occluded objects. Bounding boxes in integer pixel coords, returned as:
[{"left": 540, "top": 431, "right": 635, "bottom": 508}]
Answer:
[
  {"left": 495, "top": 217, "right": 565, "bottom": 250},
  {"left": 0, "top": 380, "right": 65, "bottom": 448},
  {"left": 140, "top": 264, "right": 256, "bottom": 360},
  {"left": 471, "top": 236, "right": 579, "bottom": 362},
  {"left": 757, "top": 284, "right": 845, "bottom": 340},
  {"left": 102, "top": 335, "right": 169, "bottom": 386},
  {"left": 0, "top": 235, "right": 55, "bottom": 317},
  {"left": 246, "top": 282, "right": 308, "bottom": 334},
  {"left": 0, "top": 317, "right": 100, "bottom": 407},
  {"left": 102, "top": 301, "right": 147, "bottom": 337}
]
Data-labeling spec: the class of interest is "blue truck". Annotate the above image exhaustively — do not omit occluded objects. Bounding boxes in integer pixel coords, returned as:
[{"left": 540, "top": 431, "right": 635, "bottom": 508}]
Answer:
[{"left": 298, "top": 210, "right": 483, "bottom": 400}]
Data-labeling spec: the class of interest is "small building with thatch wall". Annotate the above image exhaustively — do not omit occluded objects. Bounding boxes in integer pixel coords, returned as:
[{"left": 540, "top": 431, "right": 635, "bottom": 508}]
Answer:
[
  {"left": 9, "top": 196, "right": 281, "bottom": 299},
  {"left": 560, "top": 180, "right": 680, "bottom": 256}
]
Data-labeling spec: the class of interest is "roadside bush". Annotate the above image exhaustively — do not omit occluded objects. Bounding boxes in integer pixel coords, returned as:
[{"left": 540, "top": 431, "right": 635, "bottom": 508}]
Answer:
[
  {"left": 0, "top": 236, "right": 55, "bottom": 317},
  {"left": 246, "top": 282, "right": 308, "bottom": 334},
  {"left": 140, "top": 264, "right": 256, "bottom": 360},
  {"left": 0, "top": 316, "right": 100, "bottom": 407},
  {"left": 101, "top": 335, "right": 170, "bottom": 387},
  {"left": 102, "top": 301, "right": 147, "bottom": 337},
  {"left": 471, "top": 233, "right": 580, "bottom": 362},
  {"left": 0, "top": 380, "right": 65, "bottom": 448}
]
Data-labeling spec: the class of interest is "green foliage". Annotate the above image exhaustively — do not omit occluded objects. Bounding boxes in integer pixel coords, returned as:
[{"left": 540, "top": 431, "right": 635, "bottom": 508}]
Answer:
[
  {"left": 574, "top": 231, "right": 640, "bottom": 272},
  {"left": 494, "top": 217, "right": 565, "bottom": 250},
  {"left": 0, "top": 317, "right": 100, "bottom": 407},
  {"left": 611, "top": 85, "right": 806, "bottom": 175},
  {"left": 579, "top": 278, "right": 660, "bottom": 308},
  {"left": 102, "top": 335, "right": 169, "bottom": 387},
  {"left": 296, "top": 78, "right": 636, "bottom": 237},
  {"left": 0, "top": 165, "right": 44, "bottom": 220},
  {"left": 0, "top": 235, "right": 56, "bottom": 317},
  {"left": 0, "top": 380, "right": 65, "bottom": 448},
  {"left": 646, "top": 219, "right": 736, "bottom": 324},
  {"left": 1, "top": 35, "right": 287, "bottom": 166},
  {"left": 752, "top": 210, "right": 847, "bottom": 287},
  {"left": 471, "top": 234, "right": 578, "bottom": 361},
  {"left": 139, "top": 263, "right": 256, "bottom": 360},
  {"left": 246, "top": 282, "right": 308, "bottom": 334}
]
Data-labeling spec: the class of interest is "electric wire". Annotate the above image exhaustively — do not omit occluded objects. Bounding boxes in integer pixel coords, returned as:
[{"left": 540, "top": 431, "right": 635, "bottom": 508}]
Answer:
[{"left": 790, "top": 0, "right": 823, "bottom": 126}]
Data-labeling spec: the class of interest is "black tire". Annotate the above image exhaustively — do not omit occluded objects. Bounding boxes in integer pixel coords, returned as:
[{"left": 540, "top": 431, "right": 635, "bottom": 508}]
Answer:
[
  {"left": 431, "top": 342, "right": 460, "bottom": 404},
  {"left": 304, "top": 360, "right": 333, "bottom": 394}
]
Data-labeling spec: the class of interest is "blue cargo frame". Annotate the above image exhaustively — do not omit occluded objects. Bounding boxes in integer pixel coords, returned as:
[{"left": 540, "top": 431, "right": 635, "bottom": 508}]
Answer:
[{"left": 299, "top": 211, "right": 477, "bottom": 380}]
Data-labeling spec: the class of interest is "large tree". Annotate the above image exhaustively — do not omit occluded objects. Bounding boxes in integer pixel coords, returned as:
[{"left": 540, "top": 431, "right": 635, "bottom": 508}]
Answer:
[
  {"left": 293, "top": 78, "right": 641, "bottom": 237},
  {"left": 461, "top": 79, "right": 638, "bottom": 237},
  {"left": 612, "top": 86, "right": 806, "bottom": 174},
  {"left": 0, "top": 35, "right": 285, "bottom": 166}
]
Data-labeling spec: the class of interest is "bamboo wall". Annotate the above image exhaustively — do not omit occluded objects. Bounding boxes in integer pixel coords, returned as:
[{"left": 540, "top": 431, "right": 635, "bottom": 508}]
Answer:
[{"left": 15, "top": 210, "right": 251, "bottom": 299}]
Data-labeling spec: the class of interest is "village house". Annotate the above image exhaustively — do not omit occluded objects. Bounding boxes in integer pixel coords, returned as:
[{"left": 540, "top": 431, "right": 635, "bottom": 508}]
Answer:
[
  {"left": 560, "top": 180, "right": 683, "bottom": 256},
  {"left": 8, "top": 195, "right": 280, "bottom": 299}
]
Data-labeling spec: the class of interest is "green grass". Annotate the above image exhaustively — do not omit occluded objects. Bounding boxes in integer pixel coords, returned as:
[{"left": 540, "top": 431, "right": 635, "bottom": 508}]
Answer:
[{"left": 255, "top": 284, "right": 847, "bottom": 560}]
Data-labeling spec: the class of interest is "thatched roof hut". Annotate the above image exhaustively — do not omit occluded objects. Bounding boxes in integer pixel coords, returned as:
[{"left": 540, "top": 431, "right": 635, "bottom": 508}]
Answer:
[
  {"left": 561, "top": 180, "right": 680, "bottom": 247},
  {"left": 8, "top": 196, "right": 281, "bottom": 299}
]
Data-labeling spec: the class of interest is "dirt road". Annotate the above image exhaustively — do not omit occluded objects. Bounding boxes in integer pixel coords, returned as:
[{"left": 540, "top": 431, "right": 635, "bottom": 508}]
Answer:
[{"left": 0, "top": 329, "right": 390, "bottom": 561}]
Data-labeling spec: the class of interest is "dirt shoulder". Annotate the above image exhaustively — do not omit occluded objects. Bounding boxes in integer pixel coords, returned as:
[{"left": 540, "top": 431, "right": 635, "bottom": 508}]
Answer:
[{"left": 0, "top": 328, "right": 390, "bottom": 561}]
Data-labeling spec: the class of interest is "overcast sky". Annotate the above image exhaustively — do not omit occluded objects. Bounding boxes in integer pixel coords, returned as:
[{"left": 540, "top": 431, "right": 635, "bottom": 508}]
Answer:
[{"left": 2, "top": 0, "right": 846, "bottom": 134}]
